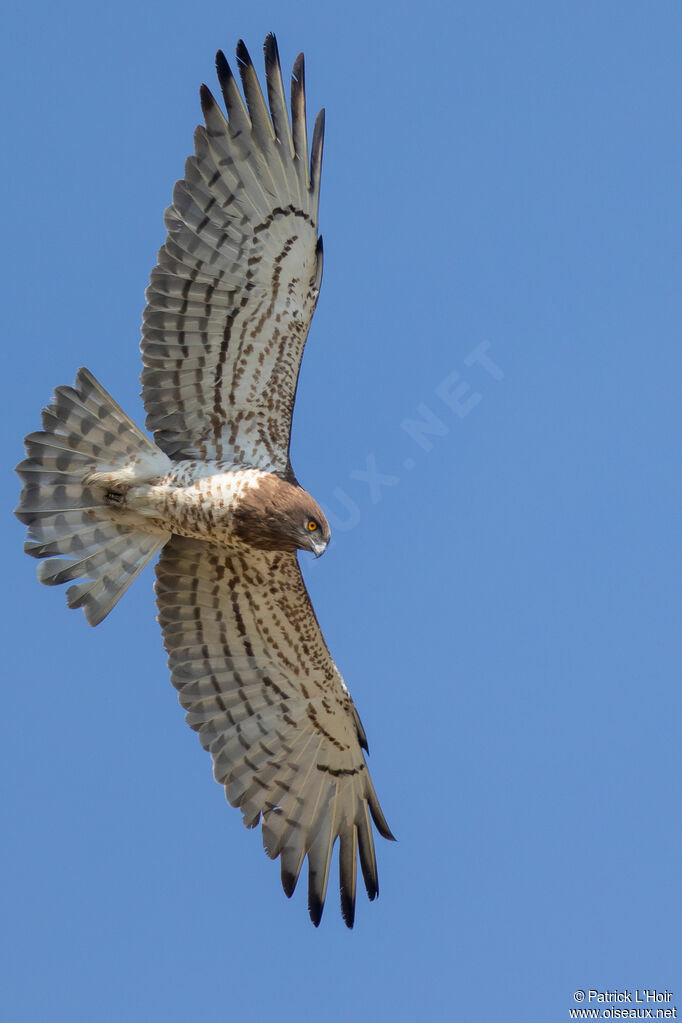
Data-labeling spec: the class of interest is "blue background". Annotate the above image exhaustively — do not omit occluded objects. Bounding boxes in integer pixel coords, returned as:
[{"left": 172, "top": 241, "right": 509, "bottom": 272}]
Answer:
[{"left": 3, "top": 2, "right": 680, "bottom": 1020}]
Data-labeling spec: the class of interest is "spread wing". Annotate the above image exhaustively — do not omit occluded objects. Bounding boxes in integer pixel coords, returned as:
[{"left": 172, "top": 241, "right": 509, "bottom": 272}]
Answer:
[
  {"left": 155, "top": 536, "right": 394, "bottom": 927},
  {"left": 141, "top": 35, "right": 324, "bottom": 470}
]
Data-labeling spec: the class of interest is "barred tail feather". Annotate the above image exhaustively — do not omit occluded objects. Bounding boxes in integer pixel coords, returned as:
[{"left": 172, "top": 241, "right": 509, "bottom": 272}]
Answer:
[{"left": 16, "top": 368, "right": 171, "bottom": 626}]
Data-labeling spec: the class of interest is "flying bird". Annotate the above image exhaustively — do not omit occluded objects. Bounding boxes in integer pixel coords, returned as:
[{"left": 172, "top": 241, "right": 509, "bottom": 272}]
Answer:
[{"left": 15, "top": 35, "right": 393, "bottom": 928}]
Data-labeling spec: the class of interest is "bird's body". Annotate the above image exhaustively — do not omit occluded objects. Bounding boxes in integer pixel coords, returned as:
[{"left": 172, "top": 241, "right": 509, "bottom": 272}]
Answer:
[
  {"left": 16, "top": 35, "right": 392, "bottom": 928},
  {"left": 98, "top": 457, "right": 323, "bottom": 553},
  {"left": 120, "top": 462, "right": 269, "bottom": 545}
]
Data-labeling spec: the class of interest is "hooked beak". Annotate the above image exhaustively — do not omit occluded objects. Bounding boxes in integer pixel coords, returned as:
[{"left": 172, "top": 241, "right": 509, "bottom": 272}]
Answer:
[{"left": 310, "top": 536, "right": 328, "bottom": 559}]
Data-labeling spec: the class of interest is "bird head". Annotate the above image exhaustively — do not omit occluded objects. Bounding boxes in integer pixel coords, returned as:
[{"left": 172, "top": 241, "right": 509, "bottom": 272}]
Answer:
[{"left": 232, "top": 474, "right": 331, "bottom": 557}]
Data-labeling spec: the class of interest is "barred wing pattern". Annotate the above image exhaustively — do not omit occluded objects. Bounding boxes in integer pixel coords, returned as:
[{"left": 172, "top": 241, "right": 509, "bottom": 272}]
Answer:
[
  {"left": 141, "top": 35, "right": 324, "bottom": 469},
  {"left": 156, "top": 536, "right": 394, "bottom": 926}
]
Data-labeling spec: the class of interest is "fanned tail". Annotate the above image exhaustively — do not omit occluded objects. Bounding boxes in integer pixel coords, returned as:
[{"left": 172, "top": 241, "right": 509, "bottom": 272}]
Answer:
[{"left": 16, "top": 368, "right": 171, "bottom": 625}]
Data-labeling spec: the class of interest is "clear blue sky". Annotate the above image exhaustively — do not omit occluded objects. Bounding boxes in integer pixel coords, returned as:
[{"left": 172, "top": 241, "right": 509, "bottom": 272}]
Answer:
[{"left": 3, "top": 2, "right": 681, "bottom": 1021}]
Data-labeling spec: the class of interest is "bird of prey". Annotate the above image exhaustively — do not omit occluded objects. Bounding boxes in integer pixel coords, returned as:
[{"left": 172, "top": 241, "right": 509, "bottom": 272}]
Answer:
[{"left": 15, "top": 35, "right": 393, "bottom": 928}]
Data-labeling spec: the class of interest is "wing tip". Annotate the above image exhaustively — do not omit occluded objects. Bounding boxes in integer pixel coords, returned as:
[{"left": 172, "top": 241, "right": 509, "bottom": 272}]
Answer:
[
  {"left": 263, "top": 32, "right": 279, "bottom": 62},
  {"left": 308, "top": 892, "right": 324, "bottom": 927},
  {"left": 311, "top": 109, "right": 325, "bottom": 197},
  {"left": 340, "top": 893, "right": 356, "bottom": 929},
  {"left": 371, "top": 800, "right": 396, "bottom": 842},
  {"left": 199, "top": 82, "right": 216, "bottom": 115},
  {"left": 235, "top": 38, "right": 253, "bottom": 70},
  {"left": 215, "top": 49, "right": 230, "bottom": 83},
  {"left": 292, "top": 52, "right": 305, "bottom": 87},
  {"left": 281, "top": 867, "right": 299, "bottom": 899}
]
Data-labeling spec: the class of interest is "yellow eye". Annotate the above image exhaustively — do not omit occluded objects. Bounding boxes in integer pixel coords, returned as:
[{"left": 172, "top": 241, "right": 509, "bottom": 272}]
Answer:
[{"left": 307, "top": 520, "right": 318, "bottom": 531}]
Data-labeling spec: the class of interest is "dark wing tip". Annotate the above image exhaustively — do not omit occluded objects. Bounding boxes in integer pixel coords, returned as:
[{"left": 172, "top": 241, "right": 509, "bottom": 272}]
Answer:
[
  {"left": 310, "top": 109, "right": 325, "bottom": 195},
  {"left": 308, "top": 892, "right": 324, "bottom": 927},
  {"left": 357, "top": 821, "right": 380, "bottom": 901},
  {"left": 340, "top": 891, "right": 356, "bottom": 929},
  {"left": 281, "top": 868, "right": 299, "bottom": 899},
  {"left": 263, "top": 33, "right": 282, "bottom": 94},
  {"left": 199, "top": 83, "right": 216, "bottom": 115},
  {"left": 313, "top": 236, "right": 324, "bottom": 292},
  {"left": 292, "top": 52, "right": 305, "bottom": 85},
  {"left": 313, "top": 106, "right": 326, "bottom": 139},
  {"left": 235, "top": 38, "right": 253, "bottom": 69},
  {"left": 215, "top": 49, "right": 232, "bottom": 87},
  {"left": 371, "top": 805, "right": 396, "bottom": 842}
]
